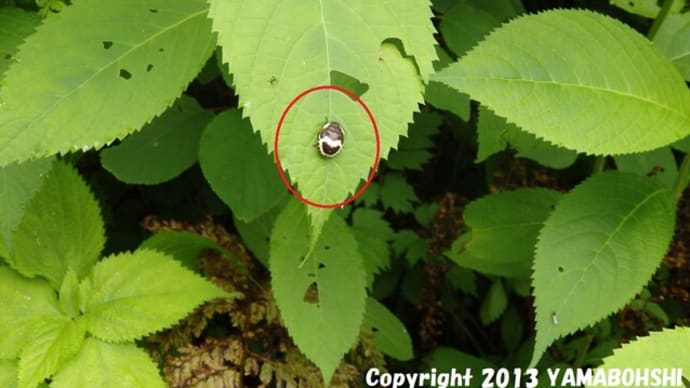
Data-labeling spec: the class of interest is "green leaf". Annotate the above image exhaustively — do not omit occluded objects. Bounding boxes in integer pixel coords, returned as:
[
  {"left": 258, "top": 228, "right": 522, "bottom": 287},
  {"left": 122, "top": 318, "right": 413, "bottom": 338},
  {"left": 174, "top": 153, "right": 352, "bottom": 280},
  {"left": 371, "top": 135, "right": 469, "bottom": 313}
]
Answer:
[
  {"left": 611, "top": 0, "right": 685, "bottom": 18},
  {"left": 479, "top": 279, "right": 507, "bottom": 325},
  {"left": 386, "top": 111, "right": 441, "bottom": 171},
  {"left": 140, "top": 230, "right": 241, "bottom": 270},
  {"left": 501, "top": 306, "right": 524, "bottom": 353},
  {"left": 270, "top": 200, "right": 366, "bottom": 383},
  {"left": 0, "top": 0, "right": 215, "bottom": 166},
  {"left": 81, "top": 249, "right": 233, "bottom": 342},
  {"left": 50, "top": 338, "right": 166, "bottom": 388},
  {"left": 351, "top": 209, "right": 393, "bottom": 287},
  {"left": 0, "top": 158, "right": 53, "bottom": 258},
  {"left": 424, "top": 46, "right": 470, "bottom": 121},
  {"left": 18, "top": 317, "right": 85, "bottom": 388},
  {"left": 0, "top": 7, "right": 40, "bottom": 80},
  {"left": 427, "top": 347, "right": 495, "bottom": 388},
  {"left": 199, "top": 109, "right": 287, "bottom": 222},
  {"left": 11, "top": 162, "right": 103, "bottom": 288},
  {"left": 364, "top": 297, "right": 413, "bottom": 361},
  {"left": 531, "top": 172, "right": 675, "bottom": 367},
  {"left": 477, "top": 105, "right": 577, "bottom": 168},
  {"left": 379, "top": 173, "right": 418, "bottom": 213},
  {"left": 654, "top": 13, "right": 690, "bottom": 82},
  {"left": 432, "top": 9, "right": 690, "bottom": 155},
  {"left": 439, "top": 2, "right": 502, "bottom": 58},
  {"left": 58, "top": 269, "right": 80, "bottom": 319},
  {"left": 0, "top": 266, "right": 62, "bottom": 359},
  {"left": 589, "top": 327, "right": 690, "bottom": 388},
  {"left": 614, "top": 146, "right": 678, "bottom": 189},
  {"left": 0, "top": 359, "right": 17, "bottom": 388},
  {"left": 209, "top": 0, "right": 436, "bottom": 229},
  {"left": 234, "top": 198, "right": 286, "bottom": 267},
  {"left": 100, "top": 95, "right": 212, "bottom": 185},
  {"left": 446, "top": 188, "right": 561, "bottom": 278}
]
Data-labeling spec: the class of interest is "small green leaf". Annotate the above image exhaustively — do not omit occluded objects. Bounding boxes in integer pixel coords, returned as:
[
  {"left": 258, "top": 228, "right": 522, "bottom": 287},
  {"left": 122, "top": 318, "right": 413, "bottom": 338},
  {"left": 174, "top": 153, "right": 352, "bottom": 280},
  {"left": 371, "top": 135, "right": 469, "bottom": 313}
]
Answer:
[
  {"left": 479, "top": 279, "right": 507, "bottom": 325},
  {"left": 0, "top": 7, "right": 40, "bottom": 80},
  {"left": 589, "top": 327, "right": 690, "bottom": 388},
  {"left": 614, "top": 146, "right": 678, "bottom": 189},
  {"left": 234, "top": 198, "right": 286, "bottom": 267},
  {"left": 655, "top": 13, "right": 690, "bottom": 82},
  {"left": 352, "top": 209, "right": 393, "bottom": 287},
  {"left": 0, "top": 359, "right": 17, "bottom": 388},
  {"left": 58, "top": 269, "right": 80, "bottom": 318},
  {"left": 100, "top": 95, "right": 213, "bottom": 185},
  {"left": 270, "top": 200, "right": 366, "bottom": 383},
  {"left": 432, "top": 10, "right": 690, "bottom": 155},
  {"left": 0, "top": 266, "right": 62, "bottom": 359},
  {"left": 531, "top": 172, "right": 675, "bottom": 367},
  {"left": 379, "top": 174, "right": 418, "bottom": 214},
  {"left": 501, "top": 306, "right": 524, "bottom": 353},
  {"left": 11, "top": 162, "right": 104, "bottom": 288},
  {"left": 427, "top": 347, "right": 495, "bottom": 388},
  {"left": 386, "top": 111, "right": 441, "bottom": 171},
  {"left": 81, "top": 249, "right": 233, "bottom": 342},
  {"left": 0, "top": 158, "right": 53, "bottom": 258},
  {"left": 18, "top": 317, "right": 85, "bottom": 388},
  {"left": 364, "top": 298, "right": 413, "bottom": 361},
  {"left": 199, "top": 109, "right": 287, "bottom": 222},
  {"left": 50, "top": 338, "right": 166, "bottom": 388},
  {"left": 140, "top": 230, "right": 241, "bottom": 270},
  {"left": 0, "top": 0, "right": 215, "bottom": 165},
  {"left": 446, "top": 188, "right": 561, "bottom": 278}
]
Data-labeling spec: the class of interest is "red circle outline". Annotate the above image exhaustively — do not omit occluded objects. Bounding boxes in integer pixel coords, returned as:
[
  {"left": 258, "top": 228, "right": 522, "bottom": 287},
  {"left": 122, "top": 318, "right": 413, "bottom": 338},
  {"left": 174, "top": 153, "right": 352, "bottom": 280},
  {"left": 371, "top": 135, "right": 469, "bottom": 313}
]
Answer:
[{"left": 274, "top": 85, "right": 380, "bottom": 209}]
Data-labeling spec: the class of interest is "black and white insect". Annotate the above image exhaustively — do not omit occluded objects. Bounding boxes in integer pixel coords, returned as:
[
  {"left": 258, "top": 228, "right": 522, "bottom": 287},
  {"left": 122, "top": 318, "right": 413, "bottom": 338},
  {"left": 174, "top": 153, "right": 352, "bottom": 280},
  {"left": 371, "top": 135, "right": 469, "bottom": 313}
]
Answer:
[{"left": 316, "top": 121, "right": 344, "bottom": 158}]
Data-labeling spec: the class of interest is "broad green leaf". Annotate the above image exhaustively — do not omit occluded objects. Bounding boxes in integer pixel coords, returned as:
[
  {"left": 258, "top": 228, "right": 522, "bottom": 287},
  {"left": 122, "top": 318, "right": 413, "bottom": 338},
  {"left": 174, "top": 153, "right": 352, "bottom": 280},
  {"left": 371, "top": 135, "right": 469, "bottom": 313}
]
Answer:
[
  {"left": 0, "top": 266, "right": 62, "bottom": 359},
  {"left": 11, "top": 162, "right": 103, "bottom": 288},
  {"left": 81, "top": 249, "right": 233, "bottom": 342},
  {"left": 440, "top": 2, "right": 501, "bottom": 58},
  {"left": 379, "top": 173, "right": 418, "bottom": 213},
  {"left": 614, "top": 147, "right": 678, "bottom": 189},
  {"left": 386, "top": 111, "right": 441, "bottom": 171},
  {"left": 0, "top": 359, "right": 17, "bottom": 388},
  {"left": 140, "top": 230, "right": 241, "bottom": 270},
  {"left": 432, "top": 10, "right": 690, "bottom": 155},
  {"left": 610, "top": 0, "right": 684, "bottom": 18},
  {"left": 234, "top": 198, "right": 286, "bottom": 267},
  {"left": 18, "top": 317, "right": 85, "bottom": 388},
  {"left": 0, "top": 158, "right": 52, "bottom": 258},
  {"left": 531, "top": 172, "right": 675, "bottom": 367},
  {"left": 100, "top": 95, "right": 212, "bottom": 185},
  {"left": 351, "top": 209, "right": 393, "bottom": 287},
  {"left": 50, "top": 338, "right": 166, "bottom": 388},
  {"left": 589, "top": 327, "right": 690, "bottom": 388},
  {"left": 477, "top": 105, "right": 577, "bottom": 168},
  {"left": 209, "top": 0, "right": 436, "bottom": 232},
  {"left": 479, "top": 279, "right": 507, "bottom": 325},
  {"left": 0, "top": 0, "right": 215, "bottom": 166},
  {"left": 0, "top": 7, "right": 40, "bottom": 80},
  {"left": 270, "top": 200, "right": 366, "bottom": 383},
  {"left": 654, "top": 13, "right": 690, "bottom": 82},
  {"left": 364, "top": 298, "right": 413, "bottom": 361},
  {"left": 446, "top": 188, "right": 561, "bottom": 278},
  {"left": 199, "top": 109, "right": 287, "bottom": 222},
  {"left": 424, "top": 46, "right": 470, "bottom": 121}
]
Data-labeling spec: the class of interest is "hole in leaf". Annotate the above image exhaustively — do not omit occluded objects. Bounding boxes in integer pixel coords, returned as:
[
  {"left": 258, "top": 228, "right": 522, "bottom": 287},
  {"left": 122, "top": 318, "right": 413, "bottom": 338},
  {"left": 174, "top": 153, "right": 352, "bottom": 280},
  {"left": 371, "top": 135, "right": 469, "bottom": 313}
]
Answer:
[
  {"left": 303, "top": 282, "right": 319, "bottom": 305},
  {"left": 372, "top": 326, "right": 379, "bottom": 333},
  {"left": 158, "top": 48, "right": 165, "bottom": 52},
  {"left": 102, "top": 41, "right": 113, "bottom": 50},
  {"left": 323, "top": 245, "right": 330, "bottom": 251},
  {"left": 318, "top": 263, "right": 326, "bottom": 269},
  {"left": 558, "top": 266, "right": 564, "bottom": 272},
  {"left": 5, "top": 53, "right": 12, "bottom": 60},
  {"left": 268, "top": 76, "right": 278, "bottom": 86},
  {"left": 330, "top": 70, "right": 368, "bottom": 97},
  {"left": 119, "top": 69, "right": 132, "bottom": 80},
  {"left": 146, "top": 64, "right": 154, "bottom": 72},
  {"left": 149, "top": 8, "right": 158, "bottom": 13}
]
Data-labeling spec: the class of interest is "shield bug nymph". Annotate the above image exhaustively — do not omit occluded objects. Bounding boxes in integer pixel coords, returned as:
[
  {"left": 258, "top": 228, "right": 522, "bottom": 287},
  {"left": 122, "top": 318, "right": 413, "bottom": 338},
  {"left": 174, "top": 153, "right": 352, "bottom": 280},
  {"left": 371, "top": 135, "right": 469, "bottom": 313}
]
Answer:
[{"left": 316, "top": 121, "right": 344, "bottom": 158}]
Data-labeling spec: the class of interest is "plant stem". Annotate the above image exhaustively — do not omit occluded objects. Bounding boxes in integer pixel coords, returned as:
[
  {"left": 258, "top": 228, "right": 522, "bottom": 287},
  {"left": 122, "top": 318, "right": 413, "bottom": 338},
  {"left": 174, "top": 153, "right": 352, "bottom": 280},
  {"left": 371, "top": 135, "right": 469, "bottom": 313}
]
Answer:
[
  {"left": 648, "top": 0, "right": 674, "bottom": 39},
  {"left": 573, "top": 332, "right": 594, "bottom": 368},
  {"left": 592, "top": 156, "right": 605, "bottom": 174},
  {"left": 673, "top": 152, "right": 690, "bottom": 203}
]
